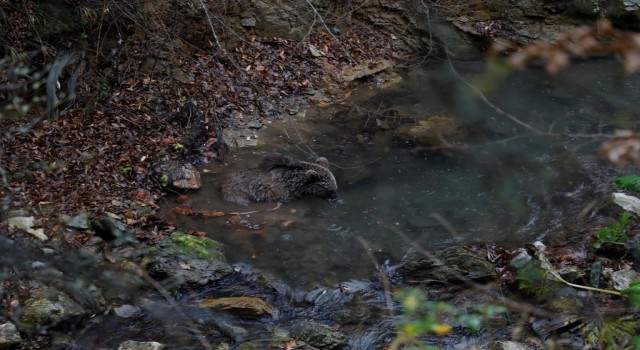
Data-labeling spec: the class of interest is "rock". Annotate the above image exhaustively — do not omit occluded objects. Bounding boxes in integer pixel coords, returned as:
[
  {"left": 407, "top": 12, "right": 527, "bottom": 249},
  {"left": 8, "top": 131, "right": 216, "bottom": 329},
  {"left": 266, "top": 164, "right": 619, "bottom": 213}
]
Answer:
[
  {"left": 603, "top": 266, "right": 638, "bottom": 291},
  {"left": 398, "top": 246, "right": 496, "bottom": 283},
  {"left": 590, "top": 260, "right": 603, "bottom": 288},
  {"left": 165, "top": 231, "right": 226, "bottom": 260},
  {"left": 291, "top": 321, "right": 347, "bottom": 350},
  {"left": 4, "top": 216, "right": 48, "bottom": 241},
  {"left": 339, "top": 59, "right": 393, "bottom": 83},
  {"left": 199, "top": 297, "right": 277, "bottom": 319},
  {"left": 142, "top": 232, "right": 233, "bottom": 289},
  {"left": 611, "top": 192, "right": 640, "bottom": 216},
  {"left": 509, "top": 248, "right": 532, "bottom": 269},
  {"left": 0, "top": 322, "right": 21, "bottom": 348},
  {"left": 113, "top": 304, "right": 142, "bottom": 318},
  {"left": 91, "top": 213, "right": 131, "bottom": 241},
  {"left": 152, "top": 160, "right": 202, "bottom": 190},
  {"left": 244, "top": 0, "right": 302, "bottom": 39},
  {"left": 487, "top": 340, "right": 532, "bottom": 350},
  {"left": 241, "top": 17, "right": 257, "bottom": 27},
  {"left": 308, "top": 44, "right": 325, "bottom": 57},
  {"left": 558, "top": 266, "right": 585, "bottom": 283},
  {"left": 394, "top": 115, "right": 470, "bottom": 154},
  {"left": 247, "top": 120, "right": 263, "bottom": 129},
  {"left": 237, "top": 338, "right": 316, "bottom": 350},
  {"left": 66, "top": 212, "right": 91, "bottom": 230},
  {"left": 425, "top": 16, "right": 485, "bottom": 60},
  {"left": 20, "top": 287, "right": 87, "bottom": 329},
  {"left": 222, "top": 129, "right": 260, "bottom": 148},
  {"left": 117, "top": 340, "right": 165, "bottom": 350}
]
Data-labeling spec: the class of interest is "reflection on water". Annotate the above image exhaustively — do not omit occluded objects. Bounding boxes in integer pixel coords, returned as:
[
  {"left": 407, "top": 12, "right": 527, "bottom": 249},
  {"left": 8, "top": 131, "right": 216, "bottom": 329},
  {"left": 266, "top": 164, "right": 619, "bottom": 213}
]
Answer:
[{"left": 161, "top": 58, "right": 640, "bottom": 289}]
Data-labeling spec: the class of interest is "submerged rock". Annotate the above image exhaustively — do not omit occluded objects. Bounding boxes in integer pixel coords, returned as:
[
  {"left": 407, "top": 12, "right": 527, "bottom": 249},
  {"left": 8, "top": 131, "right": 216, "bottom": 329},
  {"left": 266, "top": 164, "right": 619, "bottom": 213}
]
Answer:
[
  {"left": 394, "top": 115, "right": 471, "bottom": 155},
  {"left": 199, "top": 296, "right": 277, "bottom": 319},
  {"left": 113, "top": 304, "right": 142, "bottom": 318},
  {"left": 291, "top": 321, "right": 347, "bottom": 350},
  {"left": 237, "top": 338, "right": 316, "bottom": 350},
  {"left": 117, "top": 340, "right": 165, "bottom": 350},
  {"left": 487, "top": 340, "right": 532, "bottom": 350}
]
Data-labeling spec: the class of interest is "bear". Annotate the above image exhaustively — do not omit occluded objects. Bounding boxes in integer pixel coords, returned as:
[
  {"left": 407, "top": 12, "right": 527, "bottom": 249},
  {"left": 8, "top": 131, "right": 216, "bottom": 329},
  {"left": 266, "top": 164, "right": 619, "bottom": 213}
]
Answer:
[{"left": 220, "top": 154, "right": 338, "bottom": 205}]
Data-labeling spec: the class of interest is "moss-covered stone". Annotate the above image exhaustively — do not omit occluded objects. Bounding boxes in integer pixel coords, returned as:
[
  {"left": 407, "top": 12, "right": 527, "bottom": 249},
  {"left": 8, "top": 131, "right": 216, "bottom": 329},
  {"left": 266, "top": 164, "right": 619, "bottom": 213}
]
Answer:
[
  {"left": 291, "top": 321, "right": 347, "bottom": 350},
  {"left": 20, "top": 287, "right": 87, "bottom": 329},
  {"left": 516, "top": 260, "right": 565, "bottom": 297},
  {"left": 398, "top": 246, "right": 496, "bottom": 283},
  {"left": 166, "top": 231, "right": 225, "bottom": 261},
  {"left": 140, "top": 232, "right": 232, "bottom": 289}
]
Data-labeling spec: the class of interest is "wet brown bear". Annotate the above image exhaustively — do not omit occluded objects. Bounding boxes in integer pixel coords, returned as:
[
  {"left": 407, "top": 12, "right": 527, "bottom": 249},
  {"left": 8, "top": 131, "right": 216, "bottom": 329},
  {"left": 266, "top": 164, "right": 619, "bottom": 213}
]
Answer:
[{"left": 221, "top": 154, "right": 338, "bottom": 205}]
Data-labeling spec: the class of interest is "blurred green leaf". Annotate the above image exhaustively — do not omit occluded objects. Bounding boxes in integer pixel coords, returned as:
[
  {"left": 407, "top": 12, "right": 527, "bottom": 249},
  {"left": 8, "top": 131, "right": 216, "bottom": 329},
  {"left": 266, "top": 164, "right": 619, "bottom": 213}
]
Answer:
[{"left": 613, "top": 175, "right": 640, "bottom": 192}]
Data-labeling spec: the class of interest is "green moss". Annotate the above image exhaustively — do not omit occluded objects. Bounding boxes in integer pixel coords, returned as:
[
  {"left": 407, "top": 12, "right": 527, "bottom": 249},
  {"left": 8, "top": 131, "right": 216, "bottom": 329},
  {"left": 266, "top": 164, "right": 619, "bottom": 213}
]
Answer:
[
  {"left": 612, "top": 175, "right": 640, "bottom": 192},
  {"left": 579, "top": 314, "right": 640, "bottom": 348},
  {"left": 168, "top": 231, "right": 225, "bottom": 261},
  {"left": 516, "top": 261, "right": 564, "bottom": 297}
]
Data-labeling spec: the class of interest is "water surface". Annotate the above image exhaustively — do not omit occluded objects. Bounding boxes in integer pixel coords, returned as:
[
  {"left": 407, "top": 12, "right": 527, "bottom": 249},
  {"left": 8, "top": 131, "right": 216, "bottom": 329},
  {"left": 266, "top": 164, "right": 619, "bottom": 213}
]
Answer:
[{"left": 161, "top": 58, "right": 640, "bottom": 289}]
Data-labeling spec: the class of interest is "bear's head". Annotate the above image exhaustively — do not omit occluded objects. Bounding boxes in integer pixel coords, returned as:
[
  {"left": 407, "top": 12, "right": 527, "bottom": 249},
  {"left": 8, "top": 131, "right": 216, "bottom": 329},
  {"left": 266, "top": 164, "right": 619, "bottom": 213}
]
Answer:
[{"left": 302, "top": 157, "right": 338, "bottom": 201}]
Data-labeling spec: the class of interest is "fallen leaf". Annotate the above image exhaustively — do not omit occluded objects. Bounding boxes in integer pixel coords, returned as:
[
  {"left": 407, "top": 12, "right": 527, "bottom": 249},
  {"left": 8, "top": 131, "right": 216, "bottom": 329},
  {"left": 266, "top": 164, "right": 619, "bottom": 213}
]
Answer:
[
  {"left": 174, "top": 207, "right": 194, "bottom": 215},
  {"left": 175, "top": 195, "right": 190, "bottom": 203}
]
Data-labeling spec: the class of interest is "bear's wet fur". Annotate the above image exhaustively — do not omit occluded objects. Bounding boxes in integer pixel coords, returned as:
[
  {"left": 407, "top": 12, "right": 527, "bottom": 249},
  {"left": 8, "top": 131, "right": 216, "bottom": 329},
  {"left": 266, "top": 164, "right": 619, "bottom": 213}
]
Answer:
[{"left": 221, "top": 154, "right": 338, "bottom": 205}]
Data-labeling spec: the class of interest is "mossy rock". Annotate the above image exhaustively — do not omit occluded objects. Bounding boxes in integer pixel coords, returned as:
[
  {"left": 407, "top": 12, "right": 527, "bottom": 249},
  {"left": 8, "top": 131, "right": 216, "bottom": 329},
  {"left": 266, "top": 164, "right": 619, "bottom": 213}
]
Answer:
[
  {"left": 398, "top": 246, "right": 496, "bottom": 283},
  {"left": 140, "top": 232, "right": 232, "bottom": 289},
  {"left": 20, "top": 287, "right": 87, "bottom": 329},
  {"left": 162, "top": 231, "right": 226, "bottom": 262},
  {"left": 291, "top": 321, "right": 347, "bottom": 350},
  {"left": 516, "top": 260, "right": 565, "bottom": 297}
]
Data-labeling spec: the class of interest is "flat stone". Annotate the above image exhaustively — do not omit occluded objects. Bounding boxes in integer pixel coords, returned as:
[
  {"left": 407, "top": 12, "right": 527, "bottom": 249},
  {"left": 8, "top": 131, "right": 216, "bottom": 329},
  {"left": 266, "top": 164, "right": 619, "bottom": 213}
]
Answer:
[
  {"left": 67, "top": 213, "right": 91, "bottom": 230},
  {"left": 339, "top": 59, "right": 392, "bottom": 82},
  {"left": 117, "top": 340, "right": 165, "bottom": 350},
  {"left": 199, "top": 297, "right": 277, "bottom": 319},
  {"left": 5, "top": 216, "right": 48, "bottom": 241}
]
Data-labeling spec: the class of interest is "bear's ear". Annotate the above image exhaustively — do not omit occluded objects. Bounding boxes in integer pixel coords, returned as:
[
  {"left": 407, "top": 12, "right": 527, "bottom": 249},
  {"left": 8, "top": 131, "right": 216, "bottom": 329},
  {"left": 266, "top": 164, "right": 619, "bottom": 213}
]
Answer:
[
  {"left": 315, "top": 157, "right": 330, "bottom": 168},
  {"left": 305, "top": 169, "right": 320, "bottom": 183}
]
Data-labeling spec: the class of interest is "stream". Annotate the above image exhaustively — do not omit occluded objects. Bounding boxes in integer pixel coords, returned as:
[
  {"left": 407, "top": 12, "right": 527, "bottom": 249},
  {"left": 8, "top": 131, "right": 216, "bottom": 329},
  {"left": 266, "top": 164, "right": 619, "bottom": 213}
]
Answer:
[{"left": 161, "top": 57, "right": 640, "bottom": 290}]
